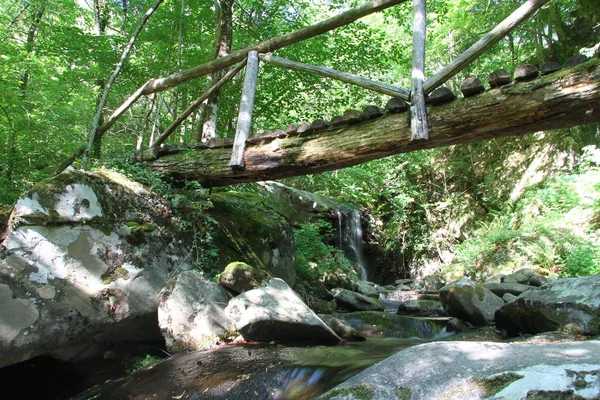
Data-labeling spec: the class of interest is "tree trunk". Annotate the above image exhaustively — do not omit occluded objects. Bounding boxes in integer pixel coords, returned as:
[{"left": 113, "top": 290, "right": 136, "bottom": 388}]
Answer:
[
  {"left": 82, "top": 0, "right": 165, "bottom": 169},
  {"left": 141, "top": 61, "right": 600, "bottom": 187},
  {"left": 20, "top": 5, "right": 45, "bottom": 94},
  {"left": 199, "top": 0, "right": 234, "bottom": 142}
]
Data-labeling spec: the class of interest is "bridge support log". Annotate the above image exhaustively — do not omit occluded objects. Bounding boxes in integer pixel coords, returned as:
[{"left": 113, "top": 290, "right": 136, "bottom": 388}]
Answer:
[
  {"left": 410, "top": 0, "right": 428, "bottom": 141},
  {"left": 143, "top": 61, "right": 600, "bottom": 187},
  {"left": 230, "top": 51, "right": 260, "bottom": 169}
]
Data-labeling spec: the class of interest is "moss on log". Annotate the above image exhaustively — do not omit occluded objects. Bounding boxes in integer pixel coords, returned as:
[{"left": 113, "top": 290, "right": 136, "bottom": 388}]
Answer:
[{"left": 143, "top": 60, "right": 600, "bottom": 187}]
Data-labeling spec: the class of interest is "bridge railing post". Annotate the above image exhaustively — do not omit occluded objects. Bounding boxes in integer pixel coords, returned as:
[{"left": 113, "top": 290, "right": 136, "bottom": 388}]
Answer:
[
  {"left": 230, "top": 50, "right": 260, "bottom": 169},
  {"left": 410, "top": 0, "right": 428, "bottom": 141}
]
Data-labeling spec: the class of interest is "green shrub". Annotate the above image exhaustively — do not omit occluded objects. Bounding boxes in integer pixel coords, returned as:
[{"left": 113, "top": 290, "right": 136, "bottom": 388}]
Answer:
[{"left": 293, "top": 220, "right": 357, "bottom": 291}]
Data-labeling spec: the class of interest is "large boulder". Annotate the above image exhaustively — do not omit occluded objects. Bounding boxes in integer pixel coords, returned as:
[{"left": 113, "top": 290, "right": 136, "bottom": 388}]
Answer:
[
  {"left": 224, "top": 278, "right": 340, "bottom": 344},
  {"left": 158, "top": 270, "right": 231, "bottom": 352},
  {"left": 208, "top": 192, "right": 296, "bottom": 286},
  {"left": 218, "top": 261, "right": 270, "bottom": 294},
  {"left": 318, "top": 340, "right": 600, "bottom": 399},
  {"left": 439, "top": 278, "right": 504, "bottom": 326},
  {"left": 0, "top": 170, "right": 189, "bottom": 368},
  {"left": 495, "top": 275, "right": 600, "bottom": 336},
  {"left": 332, "top": 288, "right": 384, "bottom": 312}
]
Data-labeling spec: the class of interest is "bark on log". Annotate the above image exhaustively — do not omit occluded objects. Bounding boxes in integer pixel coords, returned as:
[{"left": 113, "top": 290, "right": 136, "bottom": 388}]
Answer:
[{"left": 142, "top": 60, "right": 600, "bottom": 187}]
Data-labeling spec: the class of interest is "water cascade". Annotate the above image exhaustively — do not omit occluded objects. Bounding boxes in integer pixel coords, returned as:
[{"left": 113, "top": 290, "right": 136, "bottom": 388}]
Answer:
[{"left": 340, "top": 208, "right": 368, "bottom": 281}]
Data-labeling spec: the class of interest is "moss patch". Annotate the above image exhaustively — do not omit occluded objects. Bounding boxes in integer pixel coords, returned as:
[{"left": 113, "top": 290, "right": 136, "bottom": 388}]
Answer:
[
  {"left": 395, "top": 386, "right": 412, "bottom": 400},
  {"left": 479, "top": 372, "right": 524, "bottom": 397},
  {"left": 101, "top": 265, "right": 130, "bottom": 284},
  {"left": 322, "top": 384, "right": 376, "bottom": 400}
]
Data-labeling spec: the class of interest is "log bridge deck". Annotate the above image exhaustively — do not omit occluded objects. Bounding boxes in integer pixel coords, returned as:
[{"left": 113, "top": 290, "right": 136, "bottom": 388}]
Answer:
[{"left": 141, "top": 59, "right": 600, "bottom": 186}]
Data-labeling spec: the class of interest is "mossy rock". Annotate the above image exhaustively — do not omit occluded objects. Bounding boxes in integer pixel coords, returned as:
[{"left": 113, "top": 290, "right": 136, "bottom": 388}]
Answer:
[{"left": 219, "top": 261, "right": 271, "bottom": 294}]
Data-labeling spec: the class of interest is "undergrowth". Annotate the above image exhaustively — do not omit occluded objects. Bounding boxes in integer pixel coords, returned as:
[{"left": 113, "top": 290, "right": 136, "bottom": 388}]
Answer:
[{"left": 293, "top": 220, "right": 358, "bottom": 293}]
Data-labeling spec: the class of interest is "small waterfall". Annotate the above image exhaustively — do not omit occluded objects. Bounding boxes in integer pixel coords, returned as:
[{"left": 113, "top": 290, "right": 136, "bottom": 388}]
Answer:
[
  {"left": 340, "top": 209, "right": 368, "bottom": 281},
  {"left": 336, "top": 210, "right": 343, "bottom": 249}
]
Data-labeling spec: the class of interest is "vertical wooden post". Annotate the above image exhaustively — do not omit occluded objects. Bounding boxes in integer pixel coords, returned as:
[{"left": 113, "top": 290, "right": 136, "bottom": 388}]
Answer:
[
  {"left": 410, "top": 0, "right": 428, "bottom": 141},
  {"left": 230, "top": 50, "right": 259, "bottom": 169}
]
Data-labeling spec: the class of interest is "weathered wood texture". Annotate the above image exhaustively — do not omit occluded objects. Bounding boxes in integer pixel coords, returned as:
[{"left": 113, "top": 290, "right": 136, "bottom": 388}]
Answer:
[
  {"left": 143, "top": 61, "right": 600, "bottom": 187},
  {"left": 410, "top": 0, "right": 427, "bottom": 140},
  {"left": 423, "top": 0, "right": 551, "bottom": 94},
  {"left": 260, "top": 54, "right": 410, "bottom": 100},
  {"left": 230, "top": 51, "right": 260, "bottom": 168}
]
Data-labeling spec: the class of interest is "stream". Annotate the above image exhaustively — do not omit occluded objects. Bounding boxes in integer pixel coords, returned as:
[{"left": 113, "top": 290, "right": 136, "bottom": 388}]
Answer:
[{"left": 74, "top": 330, "right": 453, "bottom": 400}]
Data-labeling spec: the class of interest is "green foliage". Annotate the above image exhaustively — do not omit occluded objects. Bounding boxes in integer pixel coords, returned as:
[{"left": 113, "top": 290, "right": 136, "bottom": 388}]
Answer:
[
  {"left": 124, "top": 354, "right": 164, "bottom": 374},
  {"left": 452, "top": 168, "right": 600, "bottom": 280},
  {"left": 293, "top": 220, "right": 357, "bottom": 291}
]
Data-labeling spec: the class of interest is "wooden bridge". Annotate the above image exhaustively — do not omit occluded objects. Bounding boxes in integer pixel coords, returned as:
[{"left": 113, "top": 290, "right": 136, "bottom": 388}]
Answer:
[{"left": 85, "top": 0, "right": 600, "bottom": 186}]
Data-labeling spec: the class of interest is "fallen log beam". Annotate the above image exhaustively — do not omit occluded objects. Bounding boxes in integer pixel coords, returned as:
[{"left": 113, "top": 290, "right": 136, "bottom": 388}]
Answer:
[{"left": 143, "top": 60, "right": 600, "bottom": 187}]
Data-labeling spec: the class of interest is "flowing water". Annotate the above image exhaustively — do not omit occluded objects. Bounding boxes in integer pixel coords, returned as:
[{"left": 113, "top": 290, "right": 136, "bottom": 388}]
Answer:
[
  {"left": 338, "top": 208, "right": 368, "bottom": 280},
  {"left": 74, "top": 334, "right": 452, "bottom": 400}
]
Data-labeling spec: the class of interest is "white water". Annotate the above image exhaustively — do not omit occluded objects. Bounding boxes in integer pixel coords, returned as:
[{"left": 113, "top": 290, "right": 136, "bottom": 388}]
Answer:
[{"left": 340, "top": 209, "right": 368, "bottom": 281}]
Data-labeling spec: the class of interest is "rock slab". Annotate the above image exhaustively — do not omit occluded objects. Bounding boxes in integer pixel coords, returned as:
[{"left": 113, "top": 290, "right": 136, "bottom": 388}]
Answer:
[
  {"left": 318, "top": 340, "right": 600, "bottom": 399},
  {"left": 225, "top": 278, "right": 340, "bottom": 344}
]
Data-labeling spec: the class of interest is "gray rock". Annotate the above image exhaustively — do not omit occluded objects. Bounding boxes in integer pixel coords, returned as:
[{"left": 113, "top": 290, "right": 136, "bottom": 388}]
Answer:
[
  {"left": 332, "top": 288, "right": 384, "bottom": 311},
  {"left": 396, "top": 300, "right": 448, "bottom": 317},
  {"left": 218, "top": 261, "right": 270, "bottom": 294},
  {"left": 439, "top": 278, "right": 505, "bottom": 326},
  {"left": 394, "top": 279, "right": 413, "bottom": 286},
  {"left": 541, "top": 60, "right": 561, "bottom": 75},
  {"left": 427, "top": 87, "right": 456, "bottom": 105},
  {"left": 566, "top": 54, "right": 588, "bottom": 67},
  {"left": 528, "top": 274, "right": 549, "bottom": 287},
  {"left": 0, "top": 170, "right": 188, "bottom": 368},
  {"left": 460, "top": 77, "right": 485, "bottom": 97},
  {"left": 502, "top": 293, "right": 518, "bottom": 303},
  {"left": 502, "top": 268, "right": 548, "bottom": 287},
  {"left": 395, "top": 284, "right": 412, "bottom": 291},
  {"left": 355, "top": 281, "right": 379, "bottom": 298},
  {"left": 158, "top": 271, "right": 231, "bottom": 352},
  {"left": 318, "top": 341, "right": 600, "bottom": 399},
  {"left": 514, "top": 64, "right": 539, "bottom": 81},
  {"left": 225, "top": 278, "right": 340, "bottom": 344},
  {"left": 496, "top": 275, "right": 600, "bottom": 336},
  {"left": 318, "top": 314, "right": 366, "bottom": 341},
  {"left": 385, "top": 97, "right": 407, "bottom": 113},
  {"left": 487, "top": 69, "right": 511, "bottom": 87},
  {"left": 483, "top": 282, "right": 533, "bottom": 297},
  {"left": 501, "top": 268, "right": 535, "bottom": 284}
]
